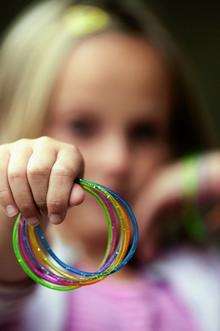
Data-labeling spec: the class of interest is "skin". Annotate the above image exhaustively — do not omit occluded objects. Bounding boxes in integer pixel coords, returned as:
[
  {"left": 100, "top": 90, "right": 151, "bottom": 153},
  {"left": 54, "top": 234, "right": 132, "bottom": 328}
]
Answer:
[{"left": 1, "top": 32, "right": 220, "bottom": 282}]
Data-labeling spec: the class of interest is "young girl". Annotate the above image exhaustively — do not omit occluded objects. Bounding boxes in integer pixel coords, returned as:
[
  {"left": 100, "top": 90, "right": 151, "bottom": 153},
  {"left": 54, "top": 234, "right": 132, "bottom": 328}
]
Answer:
[{"left": 0, "top": 1, "right": 220, "bottom": 330}]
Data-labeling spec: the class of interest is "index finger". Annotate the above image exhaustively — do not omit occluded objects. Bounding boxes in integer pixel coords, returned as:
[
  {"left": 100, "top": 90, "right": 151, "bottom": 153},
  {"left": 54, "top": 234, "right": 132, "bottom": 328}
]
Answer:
[{"left": 47, "top": 145, "right": 84, "bottom": 224}]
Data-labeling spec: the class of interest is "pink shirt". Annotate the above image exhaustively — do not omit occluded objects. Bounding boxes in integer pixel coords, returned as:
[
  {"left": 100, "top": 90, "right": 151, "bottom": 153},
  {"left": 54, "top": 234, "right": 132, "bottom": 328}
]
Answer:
[
  {"left": 2, "top": 247, "right": 220, "bottom": 331},
  {"left": 65, "top": 272, "right": 199, "bottom": 331}
]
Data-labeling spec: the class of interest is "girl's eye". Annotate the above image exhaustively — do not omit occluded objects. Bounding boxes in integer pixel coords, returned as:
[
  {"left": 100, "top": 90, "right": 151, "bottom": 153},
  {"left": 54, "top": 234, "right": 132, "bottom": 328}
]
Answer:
[
  {"left": 67, "top": 119, "right": 97, "bottom": 137},
  {"left": 129, "top": 122, "right": 159, "bottom": 143}
]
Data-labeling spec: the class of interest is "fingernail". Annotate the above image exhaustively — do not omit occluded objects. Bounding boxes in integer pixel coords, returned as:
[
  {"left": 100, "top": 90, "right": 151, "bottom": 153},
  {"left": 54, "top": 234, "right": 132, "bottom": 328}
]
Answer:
[
  {"left": 49, "top": 214, "right": 62, "bottom": 224},
  {"left": 27, "top": 217, "right": 39, "bottom": 226},
  {"left": 6, "top": 205, "right": 19, "bottom": 217},
  {"left": 69, "top": 184, "right": 85, "bottom": 206}
]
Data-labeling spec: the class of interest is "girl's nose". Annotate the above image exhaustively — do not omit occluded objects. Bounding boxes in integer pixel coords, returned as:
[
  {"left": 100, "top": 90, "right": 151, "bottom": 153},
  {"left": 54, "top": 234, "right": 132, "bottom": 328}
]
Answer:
[{"left": 97, "top": 134, "right": 131, "bottom": 179}]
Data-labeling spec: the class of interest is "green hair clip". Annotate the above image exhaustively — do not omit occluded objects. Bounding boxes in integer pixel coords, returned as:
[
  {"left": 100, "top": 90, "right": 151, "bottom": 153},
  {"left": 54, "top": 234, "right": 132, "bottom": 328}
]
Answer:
[{"left": 63, "top": 5, "right": 111, "bottom": 37}]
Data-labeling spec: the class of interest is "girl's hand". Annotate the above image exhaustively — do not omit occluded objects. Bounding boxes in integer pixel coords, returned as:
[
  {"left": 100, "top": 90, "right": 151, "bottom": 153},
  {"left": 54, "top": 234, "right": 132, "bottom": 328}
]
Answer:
[
  {"left": 0, "top": 137, "right": 85, "bottom": 225},
  {"left": 135, "top": 152, "right": 220, "bottom": 261}
]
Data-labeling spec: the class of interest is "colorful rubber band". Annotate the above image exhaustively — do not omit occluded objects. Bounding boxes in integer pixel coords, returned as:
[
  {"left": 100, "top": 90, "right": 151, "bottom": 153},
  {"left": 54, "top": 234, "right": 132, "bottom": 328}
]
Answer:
[{"left": 12, "top": 178, "right": 139, "bottom": 291}]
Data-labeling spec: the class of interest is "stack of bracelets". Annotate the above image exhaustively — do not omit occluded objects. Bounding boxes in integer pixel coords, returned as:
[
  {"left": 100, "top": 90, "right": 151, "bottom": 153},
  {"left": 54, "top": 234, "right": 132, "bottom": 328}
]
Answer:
[{"left": 12, "top": 178, "right": 139, "bottom": 291}]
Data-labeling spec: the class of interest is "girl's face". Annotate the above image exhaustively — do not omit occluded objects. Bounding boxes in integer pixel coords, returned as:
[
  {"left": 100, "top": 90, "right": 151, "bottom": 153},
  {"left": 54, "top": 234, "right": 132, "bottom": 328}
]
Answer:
[{"left": 46, "top": 33, "right": 172, "bottom": 252}]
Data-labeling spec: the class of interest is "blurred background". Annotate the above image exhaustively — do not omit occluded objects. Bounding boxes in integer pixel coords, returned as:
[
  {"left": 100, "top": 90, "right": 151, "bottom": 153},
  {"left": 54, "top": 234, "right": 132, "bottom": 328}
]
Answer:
[{"left": 0, "top": 0, "right": 219, "bottom": 130}]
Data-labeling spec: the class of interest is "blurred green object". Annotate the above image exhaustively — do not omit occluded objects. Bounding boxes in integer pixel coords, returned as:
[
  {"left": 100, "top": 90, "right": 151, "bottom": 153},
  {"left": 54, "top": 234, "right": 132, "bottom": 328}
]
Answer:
[
  {"left": 183, "top": 203, "right": 207, "bottom": 242},
  {"left": 182, "top": 154, "right": 207, "bottom": 242}
]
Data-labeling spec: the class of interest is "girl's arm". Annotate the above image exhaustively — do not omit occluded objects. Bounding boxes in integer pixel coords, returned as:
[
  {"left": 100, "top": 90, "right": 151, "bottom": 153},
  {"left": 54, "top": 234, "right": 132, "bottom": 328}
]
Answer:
[{"left": 135, "top": 152, "right": 220, "bottom": 261}]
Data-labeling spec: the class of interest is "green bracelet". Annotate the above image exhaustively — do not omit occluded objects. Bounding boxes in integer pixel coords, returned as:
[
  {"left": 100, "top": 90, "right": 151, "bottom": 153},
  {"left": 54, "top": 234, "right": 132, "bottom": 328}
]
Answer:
[{"left": 182, "top": 154, "right": 207, "bottom": 241}]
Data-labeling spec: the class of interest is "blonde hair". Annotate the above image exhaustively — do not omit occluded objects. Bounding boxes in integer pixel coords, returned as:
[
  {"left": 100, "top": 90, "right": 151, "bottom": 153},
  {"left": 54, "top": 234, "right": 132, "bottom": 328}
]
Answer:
[
  {"left": 0, "top": 0, "right": 217, "bottom": 153},
  {"left": 0, "top": 0, "right": 115, "bottom": 142}
]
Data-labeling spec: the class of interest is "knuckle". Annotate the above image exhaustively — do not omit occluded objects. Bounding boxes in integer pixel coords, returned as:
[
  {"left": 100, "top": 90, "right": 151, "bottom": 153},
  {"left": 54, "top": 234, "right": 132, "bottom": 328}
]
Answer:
[
  {"left": 67, "top": 145, "right": 83, "bottom": 163},
  {"left": 37, "top": 136, "right": 51, "bottom": 144},
  {"left": 16, "top": 138, "right": 28, "bottom": 145},
  {"left": 27, "top": 165, "right": 51, "bottom": 178},
  {"left": 65, "top": 144, "right": 78, "bottom": 154},
  {"left": 65, "top": 146, "right": 84, "bottom": 173},
  {"left": 52, "top": 165, "right": 73, "bottom": 178},
  {"left": 8, "top": 169, "right": 26, "bottom": 181},
  {"left": 13, "top": 138, "right": 30, "bottom": 148},
  {"left": 0, "top": 188, "right": 10, "bottom": 202},
  {"left": 11, "top": 139, "right": 32, "bottom": 154},
  {"left": 47, "top": 200, "right": 66, "bottom": 214}
]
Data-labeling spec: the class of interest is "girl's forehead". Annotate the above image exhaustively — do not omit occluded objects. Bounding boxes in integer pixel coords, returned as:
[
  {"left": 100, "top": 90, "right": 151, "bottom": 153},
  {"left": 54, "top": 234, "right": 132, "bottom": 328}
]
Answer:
[
  {"left": 50, "top": 32, "right": 172, "bottom": 120},
  {"left": 62, "top": 32, "right": 170, "bottom": 87}
]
